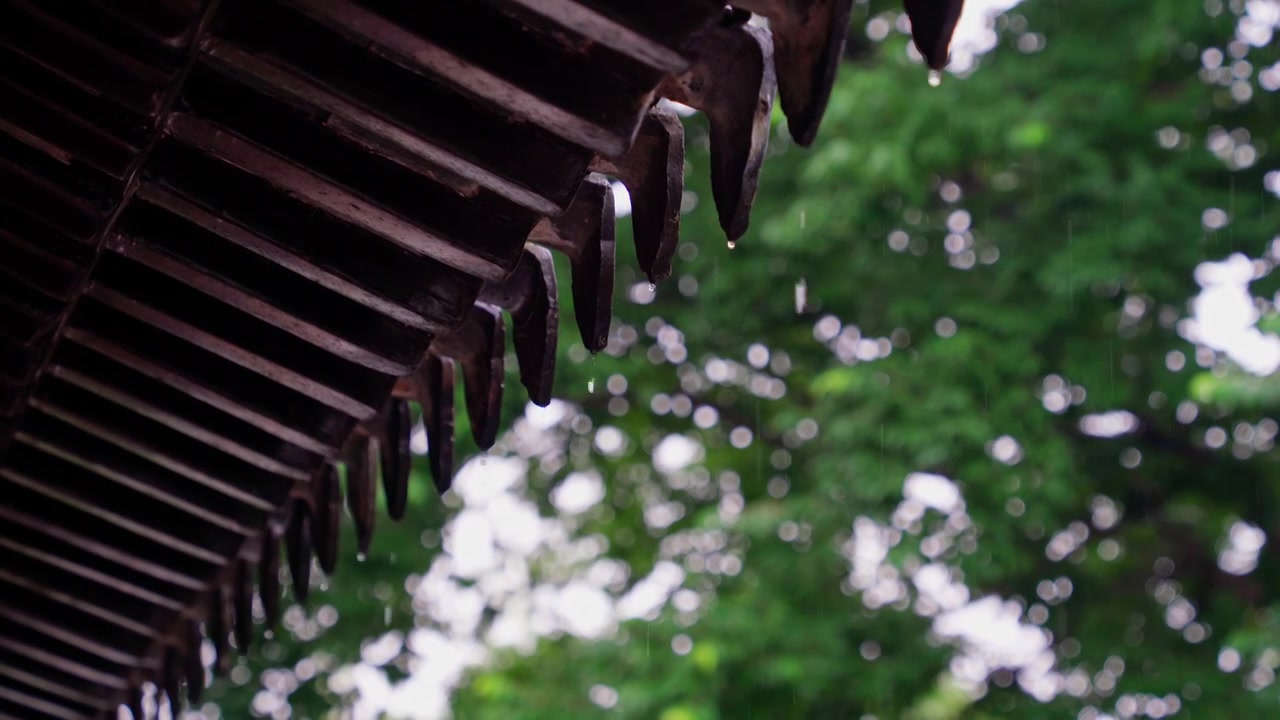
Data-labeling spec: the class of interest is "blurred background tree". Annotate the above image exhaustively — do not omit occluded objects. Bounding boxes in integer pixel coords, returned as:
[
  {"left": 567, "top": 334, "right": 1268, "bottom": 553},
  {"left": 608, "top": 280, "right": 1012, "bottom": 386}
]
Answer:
[{"left": 190, "top": 0, "right": 1280, "bottom": 718}]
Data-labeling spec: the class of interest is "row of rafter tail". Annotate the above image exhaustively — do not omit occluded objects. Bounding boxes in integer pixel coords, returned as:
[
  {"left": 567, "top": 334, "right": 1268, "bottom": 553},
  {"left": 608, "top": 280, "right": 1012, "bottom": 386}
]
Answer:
[{"left": 0, "top": 0, "right": 963, "bottom": 717}]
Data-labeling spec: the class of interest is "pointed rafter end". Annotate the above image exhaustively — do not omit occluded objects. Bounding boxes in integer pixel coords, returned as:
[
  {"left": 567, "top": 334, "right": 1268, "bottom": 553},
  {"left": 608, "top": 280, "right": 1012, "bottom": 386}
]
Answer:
[
  {"left": 285, "top": 498, "right": 313, "bottom": 603},
  {"left": 590, "top": 109, "right": 682, "bottom": 285},
  {"left": 904, "top": 0, "right": 966, "bottom": 73},
  {"left": 478, "top": 246, "right": 559, "bottom": 407},
  {"left": 379, "top": 397, "right": 412, "bottom": 521},
  {"left": 314, "top": 462, "right": 343, "bottom": 574},
  {"left": 258, "top": 520, "right": 283, "bottom": 632},
  {"left": 412, "top": 354, "right": 457, "bottom": 496},
  {"left": 233, "top": 557, "right": 255, "bottom": 653},
  {"left": 659, "top": 21, "right": 774, "bottom": 245},
  {"left": 531, "top": 172, "right": 617, "bottom": 356},
  {"left": 345, "top": 435, "right": 379, "bottom": 556},
  {"left": 764, "top": 0, "right": 857, "bottom": 147}
]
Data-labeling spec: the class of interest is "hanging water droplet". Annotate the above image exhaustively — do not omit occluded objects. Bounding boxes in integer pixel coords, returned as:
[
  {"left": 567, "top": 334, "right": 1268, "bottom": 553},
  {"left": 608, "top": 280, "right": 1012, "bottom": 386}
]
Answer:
[
  {"left": 927, "top": 69, "right": 943, "bottom": 87},
  {"left": 648, "top": 282, "right": 656, "bottom": 293},
  {"left": 356, "top": 552, "right": 367, "bottom": 562},
  {"left": 727, "top": 240, "right": 737, "bottom": 250}
]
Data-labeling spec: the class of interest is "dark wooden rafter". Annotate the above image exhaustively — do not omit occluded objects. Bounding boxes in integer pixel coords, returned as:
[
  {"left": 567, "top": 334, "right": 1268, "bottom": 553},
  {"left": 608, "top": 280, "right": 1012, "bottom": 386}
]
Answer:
[{"left": 0, "top": 0, "right": 964, "bottom": 717}]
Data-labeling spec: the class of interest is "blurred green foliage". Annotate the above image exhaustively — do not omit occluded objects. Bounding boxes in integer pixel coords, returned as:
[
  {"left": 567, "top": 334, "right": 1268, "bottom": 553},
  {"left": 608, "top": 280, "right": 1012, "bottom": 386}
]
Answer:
[{"left": 201, "top": 0, "right": 1280, "bottom": 718}]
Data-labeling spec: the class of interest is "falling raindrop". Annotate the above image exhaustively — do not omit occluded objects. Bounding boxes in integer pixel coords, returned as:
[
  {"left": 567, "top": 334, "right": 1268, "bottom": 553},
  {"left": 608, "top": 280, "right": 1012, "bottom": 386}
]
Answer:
[
  {"left": 928, "top": 69, "right": 943, "bottom": 87},
  {"left": 727, "top": 240, "right": 737, "bottom": 250},
  {"left": 588, "top": 377, "right": 596, "bottom": 393},
  {"left": 384, "top": 607, "right": 392, "bottom": 625},
  {"left": 795, "top": 278, "right": 807, "bottom": 314}
]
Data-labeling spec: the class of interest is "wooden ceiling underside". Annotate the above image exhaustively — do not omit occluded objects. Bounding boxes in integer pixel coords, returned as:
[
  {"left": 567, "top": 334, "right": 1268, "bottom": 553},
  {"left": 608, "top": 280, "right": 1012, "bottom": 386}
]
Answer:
[{"left": 0, "top": 1, "right": 961, "bottom": 717}]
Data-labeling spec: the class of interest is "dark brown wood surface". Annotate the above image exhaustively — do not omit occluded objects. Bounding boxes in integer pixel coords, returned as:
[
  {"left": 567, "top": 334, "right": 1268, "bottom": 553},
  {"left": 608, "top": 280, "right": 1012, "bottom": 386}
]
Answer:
[{"left": 0, "top": 2, "right": 960, "bottom": 717}]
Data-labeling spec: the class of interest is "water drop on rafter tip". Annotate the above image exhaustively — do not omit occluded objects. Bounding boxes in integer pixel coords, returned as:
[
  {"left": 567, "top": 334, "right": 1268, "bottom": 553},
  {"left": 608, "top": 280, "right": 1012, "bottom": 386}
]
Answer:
[
  {"left": 727, "top": 240, "right": 737, "bottom": 250},
  {"left": 927, "top": 69, "right": 943, "bottom": 87},
  {"left": 648, "top": 283, "right": 656, "bottom": 293}
]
